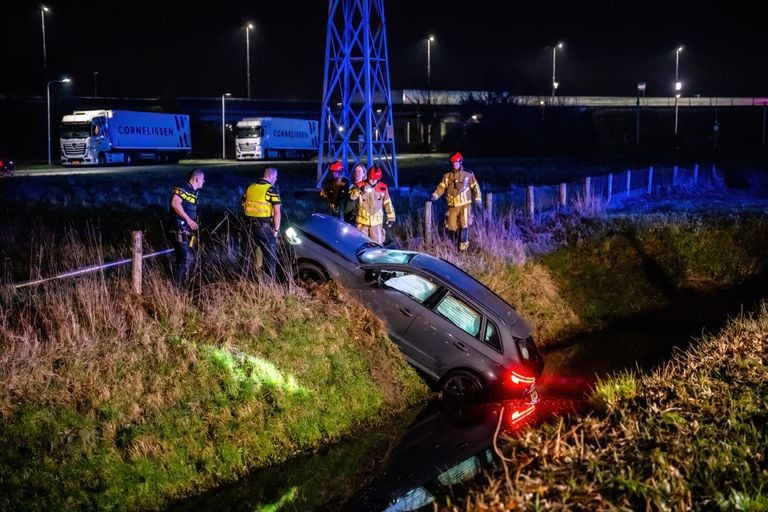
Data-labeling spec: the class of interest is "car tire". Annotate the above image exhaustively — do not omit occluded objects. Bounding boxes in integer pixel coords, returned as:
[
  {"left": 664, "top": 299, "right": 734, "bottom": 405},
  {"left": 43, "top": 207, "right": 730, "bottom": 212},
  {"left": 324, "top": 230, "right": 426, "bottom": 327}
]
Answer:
[
  {"left": 295, "top": 261, "right": 327, "bottom": 286},
  {"left": 441, "top": 370, "right": 487, "bottom": 406}
]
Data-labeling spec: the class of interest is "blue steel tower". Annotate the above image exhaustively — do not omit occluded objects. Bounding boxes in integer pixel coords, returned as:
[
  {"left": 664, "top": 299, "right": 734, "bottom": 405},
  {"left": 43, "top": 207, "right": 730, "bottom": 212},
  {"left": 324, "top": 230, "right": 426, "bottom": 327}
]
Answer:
[{"left": 317, "top": 0, "right": 398, "bottom": 187}]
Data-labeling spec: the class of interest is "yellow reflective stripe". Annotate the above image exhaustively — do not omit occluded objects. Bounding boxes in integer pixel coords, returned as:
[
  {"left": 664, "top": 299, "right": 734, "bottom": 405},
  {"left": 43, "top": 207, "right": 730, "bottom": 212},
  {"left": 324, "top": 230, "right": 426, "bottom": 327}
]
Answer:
[{"left": 174, "top": 187, "right": 197, "bottom": 204}]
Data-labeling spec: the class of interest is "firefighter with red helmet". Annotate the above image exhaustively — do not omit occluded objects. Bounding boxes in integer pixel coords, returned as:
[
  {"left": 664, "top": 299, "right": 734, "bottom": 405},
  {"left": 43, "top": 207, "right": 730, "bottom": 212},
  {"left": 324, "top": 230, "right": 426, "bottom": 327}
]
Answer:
[
  {"left": 350, "top": 165, "right": 396, "bottom": 244},
  {"left": 319, "top": 160, "right": 351, "bottom": 217},
  {"left": 430, "top": 152, "right": 482, "bottom": 251}
]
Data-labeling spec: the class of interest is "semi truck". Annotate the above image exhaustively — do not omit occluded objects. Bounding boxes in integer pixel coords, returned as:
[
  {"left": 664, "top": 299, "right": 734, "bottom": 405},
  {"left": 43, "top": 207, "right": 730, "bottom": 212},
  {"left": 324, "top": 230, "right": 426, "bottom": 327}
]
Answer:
[
  {"left": 235, "top": 117, "right": 318, "bottom": 160},
  {"left": 59, "top": 110, "right": 191, "bottom": 166}
]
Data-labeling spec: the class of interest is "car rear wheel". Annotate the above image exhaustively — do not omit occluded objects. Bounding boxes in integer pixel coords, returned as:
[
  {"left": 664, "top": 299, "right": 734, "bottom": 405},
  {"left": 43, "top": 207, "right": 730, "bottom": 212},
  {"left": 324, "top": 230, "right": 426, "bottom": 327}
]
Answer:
[
  {"left": 295, "top": 261, "right": 327, "bottom": 286},
  {"left": 441, "top": 370, "right": 486, "bottom": 405}
]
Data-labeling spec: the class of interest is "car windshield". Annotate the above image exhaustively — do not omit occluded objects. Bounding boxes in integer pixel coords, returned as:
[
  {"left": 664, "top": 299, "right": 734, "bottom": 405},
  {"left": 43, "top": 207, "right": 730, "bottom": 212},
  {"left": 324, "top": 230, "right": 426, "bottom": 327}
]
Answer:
[{"left": 359, "top": 248, "right": 417, "bottom": 264}]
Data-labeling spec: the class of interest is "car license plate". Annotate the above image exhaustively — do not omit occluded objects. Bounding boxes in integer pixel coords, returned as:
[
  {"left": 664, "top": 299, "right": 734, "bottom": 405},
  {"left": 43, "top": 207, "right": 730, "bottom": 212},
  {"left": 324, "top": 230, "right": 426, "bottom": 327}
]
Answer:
[{"left": 71, "top": 160, "right": 81, "bottom": 165}]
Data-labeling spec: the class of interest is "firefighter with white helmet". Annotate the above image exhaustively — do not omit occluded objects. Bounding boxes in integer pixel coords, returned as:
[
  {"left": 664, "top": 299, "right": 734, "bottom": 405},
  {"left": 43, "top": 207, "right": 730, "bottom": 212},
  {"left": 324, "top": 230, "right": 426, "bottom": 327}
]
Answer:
[
  {"left": 430, "top": 152, "right": 482, "bottom": 251},
  {"left": 350, "top": 165, "right": 395, "bottom": 244}
]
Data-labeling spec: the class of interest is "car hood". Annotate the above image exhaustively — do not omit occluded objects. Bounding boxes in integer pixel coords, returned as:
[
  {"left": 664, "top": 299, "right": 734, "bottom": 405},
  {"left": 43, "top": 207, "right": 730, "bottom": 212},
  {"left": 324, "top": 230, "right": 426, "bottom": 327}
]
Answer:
[{"left": 294, "top": 213, "right": 375, "bottom": 263}]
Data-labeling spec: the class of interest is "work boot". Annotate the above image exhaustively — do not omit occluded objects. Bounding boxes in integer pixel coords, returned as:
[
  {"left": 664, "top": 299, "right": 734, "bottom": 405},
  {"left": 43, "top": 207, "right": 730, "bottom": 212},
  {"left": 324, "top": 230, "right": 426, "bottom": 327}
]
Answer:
[{"left": 459, "top": 241, "right": 469, "bottom": 251}]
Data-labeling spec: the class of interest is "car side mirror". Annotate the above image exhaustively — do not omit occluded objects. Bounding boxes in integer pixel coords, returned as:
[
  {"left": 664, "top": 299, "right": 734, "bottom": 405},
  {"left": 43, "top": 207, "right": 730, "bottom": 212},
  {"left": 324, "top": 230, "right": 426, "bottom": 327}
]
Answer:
[{"left": 364, "top": 269, "right": 379, "bottom": 284}]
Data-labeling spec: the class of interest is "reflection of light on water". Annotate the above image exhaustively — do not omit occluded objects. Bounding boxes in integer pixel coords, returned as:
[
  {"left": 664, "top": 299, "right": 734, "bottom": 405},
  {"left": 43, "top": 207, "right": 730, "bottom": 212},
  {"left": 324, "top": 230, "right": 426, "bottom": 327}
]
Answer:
[
  {"left": 384, "top": 486, "right": 434, "bottom": 512},
  {"left": 509, "top": 403, "right": 536, "bottom": 425}
]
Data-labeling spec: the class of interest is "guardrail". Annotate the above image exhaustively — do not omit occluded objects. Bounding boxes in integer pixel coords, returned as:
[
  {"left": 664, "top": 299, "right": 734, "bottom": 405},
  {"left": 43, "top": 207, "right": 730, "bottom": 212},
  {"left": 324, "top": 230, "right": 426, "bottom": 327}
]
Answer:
[{"left": 11, "top": 232, "right": 173, "bottom": 294}]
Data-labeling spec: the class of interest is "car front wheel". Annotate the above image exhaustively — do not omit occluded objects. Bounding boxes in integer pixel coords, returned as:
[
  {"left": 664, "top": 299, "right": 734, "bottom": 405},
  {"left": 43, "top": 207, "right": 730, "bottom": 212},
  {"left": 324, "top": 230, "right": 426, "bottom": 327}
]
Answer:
[
  {"left": 441, "top": 370, "right": 486, "bottom": 405},
  {"left": 295, "top": 261, "right": 327, "bottom": 286}
]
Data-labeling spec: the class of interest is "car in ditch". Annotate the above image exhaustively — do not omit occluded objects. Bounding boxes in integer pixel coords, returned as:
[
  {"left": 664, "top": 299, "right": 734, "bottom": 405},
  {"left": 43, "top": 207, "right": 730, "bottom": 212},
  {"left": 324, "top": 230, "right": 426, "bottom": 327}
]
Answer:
[{"left": 283, "top": 213, "right": 544, "bottom": 403}]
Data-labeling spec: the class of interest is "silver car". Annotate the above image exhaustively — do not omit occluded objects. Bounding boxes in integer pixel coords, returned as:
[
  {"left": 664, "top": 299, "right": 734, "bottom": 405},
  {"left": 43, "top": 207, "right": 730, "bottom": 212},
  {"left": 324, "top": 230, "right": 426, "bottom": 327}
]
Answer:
[{"left": 284, "top": 213, "right": 543, "bottom": 403}]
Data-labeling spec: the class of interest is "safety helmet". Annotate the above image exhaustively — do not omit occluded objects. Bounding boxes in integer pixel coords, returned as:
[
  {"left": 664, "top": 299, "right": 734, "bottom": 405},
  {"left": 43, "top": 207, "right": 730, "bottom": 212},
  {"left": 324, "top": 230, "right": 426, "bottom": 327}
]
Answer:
[
  {"left": 367, "top": 166, "right": 383, "bottom": 181},
  {"left": 329, "top": 160, "right": 343, "bottom": 173},
  {"left": 450, "top": 152, "right": 464, "bottom": 163}
]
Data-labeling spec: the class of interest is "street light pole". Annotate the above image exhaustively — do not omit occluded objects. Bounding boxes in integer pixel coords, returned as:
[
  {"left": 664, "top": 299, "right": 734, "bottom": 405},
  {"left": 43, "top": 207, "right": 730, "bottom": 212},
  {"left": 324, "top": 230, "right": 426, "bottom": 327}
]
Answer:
[
  {"left": 246, "top": 23, "right": 254, "bottom": 99},
  {"left": 47, "top": 78, "right": 71, "bottom": 166},
  {"left": 551, "top": 42, "right": 563, "bottom": 97},
  {"left": 221, "top": 93, "right": 231, "bottom": 159},
  {"left": 636, "top": 82, "right": 646, "bottom": 145},
  {"left": 426, "top": 35, "right": 434, "bottom": 105},
  {"left": 93, "top": 71, "right": 99, "bottom": 97},
  {"left": 674, "top": 46, "right": 681, "bottom": 133},
  {"left": 40, "top": 6, "right": 49, "bottom": 84}
]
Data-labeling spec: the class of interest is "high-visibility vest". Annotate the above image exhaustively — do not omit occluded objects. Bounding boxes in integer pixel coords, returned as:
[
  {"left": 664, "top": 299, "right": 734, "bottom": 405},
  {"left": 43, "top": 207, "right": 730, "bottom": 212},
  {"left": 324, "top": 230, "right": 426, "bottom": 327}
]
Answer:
[{"left": 243, "top": 182, "right": 278, "bottom": 218}]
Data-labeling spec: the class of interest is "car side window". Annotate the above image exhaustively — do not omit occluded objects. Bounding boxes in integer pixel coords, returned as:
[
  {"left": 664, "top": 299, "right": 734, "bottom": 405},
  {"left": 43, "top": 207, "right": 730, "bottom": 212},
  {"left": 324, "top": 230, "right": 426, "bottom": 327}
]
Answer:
[
  {"left": 383, "top": 272, "right": 438, "bottom": 304},
  {"left": 483, "top": 318, "right": 502, "bottom": 351},
  {"left": 435, "top": 293, "right": 481, "bottom": 337}
]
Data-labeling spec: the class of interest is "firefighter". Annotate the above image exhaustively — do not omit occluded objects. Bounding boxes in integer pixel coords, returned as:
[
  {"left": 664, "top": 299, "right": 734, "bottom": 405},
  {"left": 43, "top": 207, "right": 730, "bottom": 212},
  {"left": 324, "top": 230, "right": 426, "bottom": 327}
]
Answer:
[
  {"left": 343, "top": 164, "right": 367, "bottom": 224},
  {"left": 319, "top": 160, "right": 350, "bottom": 217},
  {"left": 350, "top": 165, "right": 395, "bottom": 244},
  {"left": 430, "top": 152, "right": 482, "bottom": 251},
  {"left": 242, "top": 167, "right": 282, "bottom": 280},
  {"left": 169, "top": 169, "right": 205, "bottom": 286}
]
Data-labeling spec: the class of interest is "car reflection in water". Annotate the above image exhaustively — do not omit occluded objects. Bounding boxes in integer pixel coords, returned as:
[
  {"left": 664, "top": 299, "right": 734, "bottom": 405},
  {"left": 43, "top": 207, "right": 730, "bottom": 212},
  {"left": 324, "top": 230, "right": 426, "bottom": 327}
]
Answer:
[
  {"left": 284, "top": 214, "right": 544, "bottom": 403},
  {"left": 341, "top": 397, "right": 543, "bottom": 512}
]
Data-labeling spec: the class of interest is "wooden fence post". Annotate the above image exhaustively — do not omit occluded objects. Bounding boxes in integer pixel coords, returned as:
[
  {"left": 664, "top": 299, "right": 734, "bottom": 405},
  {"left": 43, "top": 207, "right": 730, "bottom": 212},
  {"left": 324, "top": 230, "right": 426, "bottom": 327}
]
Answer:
[
  {"left": 424, "top": 201, "right": 433, "bottom": 248},
  {"left": 607, "top": 173, "right": 613, "bottom": 204},
  {"left": 693, "top": 164, "right": 699, "bottom": 185},
  {"left": 584, "top": 177, "right": 592, "bottom": 206},
  {"left": 484, "top": 192, "right": 493, "bottom": 222},
  {"left": 559, "top": 182, "right": 567, "bottom": 209},
  {"left": 526, "top": 186, "right": 535, "bottom": 221},
  {"left": 625, "top": 169, "right": 632, "bottom": 197},
  {"left": 647, "top": 166, "right": 654, "bottom": 194},
  {"left": 132, "top": 231, "right": 142, "bottom": 294}
]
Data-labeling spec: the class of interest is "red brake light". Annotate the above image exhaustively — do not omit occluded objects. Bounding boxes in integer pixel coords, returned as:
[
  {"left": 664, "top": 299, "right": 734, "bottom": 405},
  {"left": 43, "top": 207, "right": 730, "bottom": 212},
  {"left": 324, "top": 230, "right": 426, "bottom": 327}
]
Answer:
[
  {"left": 508, "top": 403, "right": 536, "bottom": 425},
  {"left": 509, "top": 371, "right": 536, "bottom": 386}
]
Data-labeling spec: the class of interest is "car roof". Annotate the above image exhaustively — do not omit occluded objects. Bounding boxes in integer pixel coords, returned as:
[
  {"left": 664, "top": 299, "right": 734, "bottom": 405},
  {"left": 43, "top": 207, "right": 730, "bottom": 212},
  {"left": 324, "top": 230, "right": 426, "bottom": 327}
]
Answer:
[
  {"left": 295, "top": 213, "right": 528, "bottom": 332},
  {"left": 406, "top": 253, "right": 525, "bottom": 329}
]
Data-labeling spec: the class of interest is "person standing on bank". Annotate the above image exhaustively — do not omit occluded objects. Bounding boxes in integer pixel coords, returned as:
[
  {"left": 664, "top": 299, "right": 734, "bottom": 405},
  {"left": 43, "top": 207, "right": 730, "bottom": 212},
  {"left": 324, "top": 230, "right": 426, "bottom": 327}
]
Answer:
[
  {"left": 343, "top": 163, "right": 367, "bottom": 225},
  {"left": 430, "top": 152, "right": 482, "bottom": 251},
  {"left": 350, "top": 165, "right": 395, "bottom": 244},
  {"left": 319, "top": 160, "right": 350, "bottom": 217},
  {"left": 169, "top": 169, "right": 205, "bottom": 286},
  {"left": 242, "top": 167, "right": 282, "bottom": 279}
]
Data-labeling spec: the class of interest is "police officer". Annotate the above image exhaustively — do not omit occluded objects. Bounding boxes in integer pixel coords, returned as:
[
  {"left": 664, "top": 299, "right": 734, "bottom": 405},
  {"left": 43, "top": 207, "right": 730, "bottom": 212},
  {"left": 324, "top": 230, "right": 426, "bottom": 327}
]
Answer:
[
  {"left": 243, "top": 167, "right": 282, "bottom": 279},
  {"left": 169, "top": 169, "right": 205, "bottom": 286},
  {"left": 350, "top": 165, "right": 395, "bottom": 244},
  {"left": 319, "top": 160, "right": 350, "bottom": 217},
  {"left": 430, "top": 152, "right": 482, "bottom": 251}
]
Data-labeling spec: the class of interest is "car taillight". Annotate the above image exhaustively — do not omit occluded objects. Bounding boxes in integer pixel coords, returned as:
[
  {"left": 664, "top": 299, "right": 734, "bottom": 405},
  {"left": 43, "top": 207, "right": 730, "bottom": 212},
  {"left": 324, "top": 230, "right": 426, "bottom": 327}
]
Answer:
[
  {"left": 0, "top": 160, "right": 4, "bottom": 167},
  {"left": 509, "top": 370, "right": 536, "bottom": 387}
]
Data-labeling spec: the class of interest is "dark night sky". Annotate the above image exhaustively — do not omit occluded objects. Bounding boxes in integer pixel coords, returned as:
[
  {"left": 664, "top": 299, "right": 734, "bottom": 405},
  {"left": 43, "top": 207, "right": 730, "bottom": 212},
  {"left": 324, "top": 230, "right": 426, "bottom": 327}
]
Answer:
[{"left": 2, "top": 0, "right": 766, "bottom": 100}]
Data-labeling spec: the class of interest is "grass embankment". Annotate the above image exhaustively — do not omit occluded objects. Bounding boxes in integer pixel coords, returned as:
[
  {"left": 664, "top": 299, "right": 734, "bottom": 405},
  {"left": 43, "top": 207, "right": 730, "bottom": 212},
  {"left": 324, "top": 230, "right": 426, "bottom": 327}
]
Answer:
[
  {"left": 0, "top": 266, "right": 428, "bottom": 511},
  {"left": 416, "top": 212, "right": 768, "bottom": 347},
  {"left": 450, "top": 301, "right": 768, "bottom": 510}
]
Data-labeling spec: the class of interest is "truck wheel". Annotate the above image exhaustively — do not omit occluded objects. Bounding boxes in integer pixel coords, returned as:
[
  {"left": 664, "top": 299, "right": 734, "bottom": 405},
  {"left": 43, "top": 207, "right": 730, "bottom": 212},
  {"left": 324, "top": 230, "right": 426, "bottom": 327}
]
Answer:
[
  {"left": 97, "top": 153, "right": 106, "bottom": 166},
  {"left": 124, "top": 152, "right": 133, "bottom": 166}
]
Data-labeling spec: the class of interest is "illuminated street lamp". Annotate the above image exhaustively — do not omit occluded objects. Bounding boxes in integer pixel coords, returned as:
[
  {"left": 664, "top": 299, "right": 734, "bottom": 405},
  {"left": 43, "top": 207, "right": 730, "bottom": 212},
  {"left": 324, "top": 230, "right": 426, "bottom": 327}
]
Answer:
[
  {"left": 426, "top": 35, "right": 435, "bottom": 105},
  {"left": 246, "top": 23, "right": 254, "bottom": 98},
  {"left": 47, "top": 77, "right": 71, "bottom": 166},
  {"left": 221, "top": 93, "right": 231, "bottom": 159},
  {"left": 674, "top": 46, "right": 683, "bottom": 135},
  {"left": 40, "top": 6, "right": 49, "bottom": 83},
  {"left": 551, "top": 42, "right": 563, "bottom": 97}
]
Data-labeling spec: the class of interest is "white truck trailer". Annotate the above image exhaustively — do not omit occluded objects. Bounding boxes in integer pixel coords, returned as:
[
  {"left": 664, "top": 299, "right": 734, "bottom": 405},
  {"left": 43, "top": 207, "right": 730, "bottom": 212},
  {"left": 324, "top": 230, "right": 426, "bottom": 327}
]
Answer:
[
  {"left": 59, "top": 110, "right": 191, "bottom": 166},
  {"left": 235, "top": 117, "right": 318, "bottom": 160}
]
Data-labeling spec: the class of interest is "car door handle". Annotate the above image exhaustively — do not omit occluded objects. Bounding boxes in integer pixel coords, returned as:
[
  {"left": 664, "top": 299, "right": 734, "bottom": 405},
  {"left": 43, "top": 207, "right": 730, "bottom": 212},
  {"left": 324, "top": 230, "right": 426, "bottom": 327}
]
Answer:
[
  {"left": 453, "top": 341, "right": 467, "bottom": 351},
  {"left": 399, "top": 307, "right": 413, "bottom": 317}
]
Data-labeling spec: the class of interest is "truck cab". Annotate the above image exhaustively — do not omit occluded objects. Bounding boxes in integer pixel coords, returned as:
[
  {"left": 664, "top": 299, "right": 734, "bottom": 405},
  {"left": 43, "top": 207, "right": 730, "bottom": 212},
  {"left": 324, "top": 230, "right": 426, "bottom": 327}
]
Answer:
[{"left": 60, "top": 110, "right": 111, "bottom": 166}]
